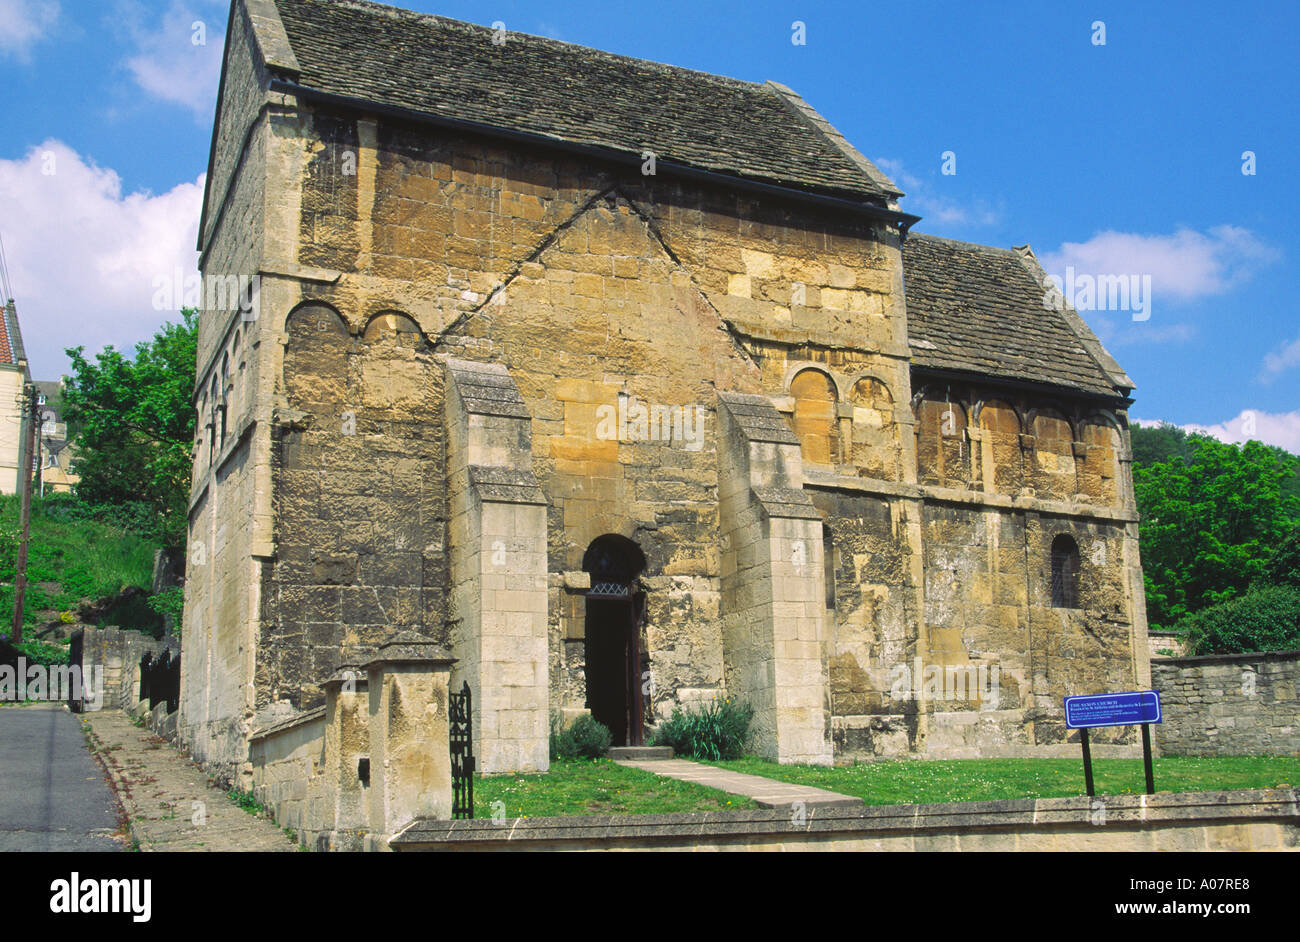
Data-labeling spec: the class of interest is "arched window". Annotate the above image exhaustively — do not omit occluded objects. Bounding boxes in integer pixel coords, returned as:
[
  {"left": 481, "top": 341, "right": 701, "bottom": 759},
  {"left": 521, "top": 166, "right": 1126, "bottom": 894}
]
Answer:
[
  {"left": 1050, "top": 534, "right": 1080, "bottom": 608},
  {"left": 915, "top": 394, "right": 968, "bottom": 487},
  {"left": 219, "top": 353, "right": 230, "bottom": 448},
  {"left": 790, "top": 369, "right": 839, "bottom": 466},
  {"left": 208, "top": 376, "right": 219, "bottom": 465}
]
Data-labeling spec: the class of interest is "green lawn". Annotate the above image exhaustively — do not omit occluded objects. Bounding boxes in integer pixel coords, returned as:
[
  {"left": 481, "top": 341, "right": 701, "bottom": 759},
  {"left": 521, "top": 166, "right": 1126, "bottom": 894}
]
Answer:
[
  {"left": 473, "top": 757, "right": 758, "bottom": 818},
  {"left": 707, "top": 756, "right": 1299, "bottom": 805}
]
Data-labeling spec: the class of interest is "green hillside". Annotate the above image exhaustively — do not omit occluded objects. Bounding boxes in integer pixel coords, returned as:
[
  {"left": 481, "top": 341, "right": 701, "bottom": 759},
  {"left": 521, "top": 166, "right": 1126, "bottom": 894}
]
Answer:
[{"left": 0, "top": 494, "right": 163, "bottom": 640}]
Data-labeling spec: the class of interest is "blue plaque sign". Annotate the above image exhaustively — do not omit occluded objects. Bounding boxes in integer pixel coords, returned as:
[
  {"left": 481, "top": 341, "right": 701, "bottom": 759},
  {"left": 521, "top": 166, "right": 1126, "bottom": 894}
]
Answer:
[{"left": 1064, "top": 690, "right": 1161, "bottom": 729}]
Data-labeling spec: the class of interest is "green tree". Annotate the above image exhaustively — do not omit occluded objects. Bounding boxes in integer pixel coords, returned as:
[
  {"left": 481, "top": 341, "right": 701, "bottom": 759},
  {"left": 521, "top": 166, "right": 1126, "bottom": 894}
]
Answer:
[
  {"left": 1265, "top": 522, "right": 1300, "bottom": 590},
  {"left": 1134, "top": 435, "right": 1299, "bottom": 629},
  {"left": 61, "top": 310, "right": 198, "bottom": 549},
  {"left": 1130, "top": 422, "right": 1197, "bottom": 467}
]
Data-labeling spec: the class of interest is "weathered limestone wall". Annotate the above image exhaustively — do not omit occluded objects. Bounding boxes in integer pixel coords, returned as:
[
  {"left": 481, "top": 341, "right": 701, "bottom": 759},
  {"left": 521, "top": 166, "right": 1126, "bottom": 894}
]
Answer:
[
  {"left": 264, "top": 305, "right": 449, "bottom": 721},
  {"left": 249, "top": 636, "right": 456, "bottom": 851},
  {"left": 807, "top": 371, "right": 1147, "bottom": 758},
  {"left": 72, "top": 627, "right": 179, "bottom": 713},
  {"left": 363, "top": 637, "right": 455, "bottom": 849},
  {"left": 184, "top": 0, "right": 279, "bottom": 783},
  {"left": 256, "top": 100, "right": 910, "bottom": 761},
  {"left": 1153, "top": 651, "right": 1300, "bottom": 756}
]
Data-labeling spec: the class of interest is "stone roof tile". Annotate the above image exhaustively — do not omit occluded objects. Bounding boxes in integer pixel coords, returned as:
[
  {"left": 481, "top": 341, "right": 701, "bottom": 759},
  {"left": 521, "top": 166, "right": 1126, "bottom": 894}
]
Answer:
[
  {"left": 271, "top": 0, "right": 899, "bottom": 203},
  {"left": 903, "top": 234, "right": 1132, "bottom": 399}
]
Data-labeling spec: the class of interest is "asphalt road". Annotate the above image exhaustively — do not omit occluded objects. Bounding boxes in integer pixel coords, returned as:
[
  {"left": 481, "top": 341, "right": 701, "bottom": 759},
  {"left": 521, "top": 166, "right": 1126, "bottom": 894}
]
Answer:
[{"left": 0, "top": 704, "right": 124, "bottom": 851}]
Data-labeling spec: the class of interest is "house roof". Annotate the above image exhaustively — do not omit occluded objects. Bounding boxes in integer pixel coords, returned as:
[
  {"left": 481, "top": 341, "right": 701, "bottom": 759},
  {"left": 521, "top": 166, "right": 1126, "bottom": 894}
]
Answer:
[
  {"left": 0, "top": 299, "right": 27, "bottom": 370},
  {"left": 264, "top": 0, "right": 902, "bottom": 204},
  {"left": 903, "top": 234, "right": 1134, "bottom": 399}
]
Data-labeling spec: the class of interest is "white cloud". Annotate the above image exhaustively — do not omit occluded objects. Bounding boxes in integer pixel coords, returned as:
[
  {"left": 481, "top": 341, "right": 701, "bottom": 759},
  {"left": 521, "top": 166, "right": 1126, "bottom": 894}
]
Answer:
[
  {"left": 0, "top": 0, "right": 59, "bottom": 59},
  {"left": 874, "top": 157, "right": 1001, "bottom": 229},
  {"left": 1040, "top": 226, "right": 1280, "bottom": 305},
  {"left": 1260, "top": 333, "right": 1300, "bottom": 383},
  {"left": 1088, "top": 313, "right": 1196, "bottom": 348},
  {"left": 0, "top": 140, "right": 202, "bottom": 379},
  {"left": 1135, "top": 410, "right": 1300, "bottom": 454},
  {"left": 118, "top": 0, "right": 224, "bottom": 119}
]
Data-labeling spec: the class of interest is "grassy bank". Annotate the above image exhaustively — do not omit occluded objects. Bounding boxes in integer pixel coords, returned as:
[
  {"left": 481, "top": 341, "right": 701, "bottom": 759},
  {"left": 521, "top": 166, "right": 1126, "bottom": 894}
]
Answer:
[
  {"left": 708, "top": 755, "right": 1298, "bottom": 804},
  {"left": 0, "top": 494, "right": 160, "bottom": 636}
]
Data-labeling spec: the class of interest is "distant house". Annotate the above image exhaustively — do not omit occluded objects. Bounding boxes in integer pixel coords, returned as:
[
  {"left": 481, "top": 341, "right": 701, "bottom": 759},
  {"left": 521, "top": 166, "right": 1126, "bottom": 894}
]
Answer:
[
  {"left": 34, "top": 379, "right": 78, "bottom": 495},
  {"left": 0, "top": 299, "right": 35, "bottom": 496}
]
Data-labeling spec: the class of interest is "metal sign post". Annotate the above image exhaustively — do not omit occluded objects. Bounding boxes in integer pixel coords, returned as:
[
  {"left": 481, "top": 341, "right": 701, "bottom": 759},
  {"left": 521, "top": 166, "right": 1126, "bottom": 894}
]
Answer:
[{"left": 1064, "top": 690, "right": 1162, "bottom": 797}]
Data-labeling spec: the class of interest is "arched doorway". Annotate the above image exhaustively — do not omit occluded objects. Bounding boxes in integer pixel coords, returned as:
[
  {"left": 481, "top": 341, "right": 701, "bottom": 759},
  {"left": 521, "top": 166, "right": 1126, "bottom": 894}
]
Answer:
[{"left": 582, "top": 535, "right": 647, "bottom": 746}]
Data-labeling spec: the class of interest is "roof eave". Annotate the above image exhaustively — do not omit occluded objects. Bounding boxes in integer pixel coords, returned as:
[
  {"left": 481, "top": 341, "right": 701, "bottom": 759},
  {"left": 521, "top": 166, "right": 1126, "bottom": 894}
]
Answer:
[{"left": 909, "top": 362, "right": 1133, "bottom": 408}]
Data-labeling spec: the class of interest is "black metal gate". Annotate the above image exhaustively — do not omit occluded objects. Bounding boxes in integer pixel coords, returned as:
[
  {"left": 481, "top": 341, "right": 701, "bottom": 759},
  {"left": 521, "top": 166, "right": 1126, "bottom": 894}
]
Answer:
[{"left": 449, "top": 681, "right": 474, "bottom": 819}]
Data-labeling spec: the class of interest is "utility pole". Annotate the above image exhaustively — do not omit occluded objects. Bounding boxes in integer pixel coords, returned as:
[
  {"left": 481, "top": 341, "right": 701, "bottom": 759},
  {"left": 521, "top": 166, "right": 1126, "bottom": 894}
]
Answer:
[{"left": 11, "top": 383, "right": 37, "bottom": 643}]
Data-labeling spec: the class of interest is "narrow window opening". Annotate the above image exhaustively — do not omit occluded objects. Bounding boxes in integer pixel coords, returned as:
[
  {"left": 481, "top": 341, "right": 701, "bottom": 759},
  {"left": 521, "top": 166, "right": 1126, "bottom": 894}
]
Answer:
[{"left": 1050, "top": 534, "right": 1080, "bottom": 608}]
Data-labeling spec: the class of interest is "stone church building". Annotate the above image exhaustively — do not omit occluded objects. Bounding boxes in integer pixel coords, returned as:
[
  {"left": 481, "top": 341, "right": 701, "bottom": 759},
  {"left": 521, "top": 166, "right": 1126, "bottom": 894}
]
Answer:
[{"left": 185, "top": 0, "right": 1150, "bottom": 784}]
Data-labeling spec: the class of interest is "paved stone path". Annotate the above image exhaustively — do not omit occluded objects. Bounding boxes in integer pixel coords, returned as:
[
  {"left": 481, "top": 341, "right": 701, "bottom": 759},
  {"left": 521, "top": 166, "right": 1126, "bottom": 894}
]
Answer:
[
  {"left": 614, "top": 757, "right": 864, "bottom": 810},
  {"left": 0, "top": 703, "right": 125, "bottom": 851},
  {"left": 82, "top": 710, "right": 297, "bottom": 852}
]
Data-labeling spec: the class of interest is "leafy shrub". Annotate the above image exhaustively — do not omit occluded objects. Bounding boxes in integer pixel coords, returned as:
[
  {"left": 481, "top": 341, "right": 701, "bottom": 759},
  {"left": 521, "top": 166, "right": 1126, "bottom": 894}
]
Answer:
[
  {"left": 147, "top": 586, "right": 184, "bottom": 636},
  {"left": 12, "top": 640, "right": 70, "bottom": 667},
  {"left": 95, "top": 592, "right": 166, "bottom": 638},
  {"left": 653, "top": 697, "right": 754, "bottom": 760},
  {"left": 549, "top": 712, "right": 613, "bottom": 759},
  {"left": 1180, "top": 585, "right": 1300, "bottom": 655}
]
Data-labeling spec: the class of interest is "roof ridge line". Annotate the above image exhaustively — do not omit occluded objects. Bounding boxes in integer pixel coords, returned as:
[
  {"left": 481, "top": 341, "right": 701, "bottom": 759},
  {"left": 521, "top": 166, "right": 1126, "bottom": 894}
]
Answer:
[
  {"left": 292, "top": 0, "right": 767, "bottom": 89},
  {"left": 908, "top": 231, "right": 1017, "bottom": 255}
]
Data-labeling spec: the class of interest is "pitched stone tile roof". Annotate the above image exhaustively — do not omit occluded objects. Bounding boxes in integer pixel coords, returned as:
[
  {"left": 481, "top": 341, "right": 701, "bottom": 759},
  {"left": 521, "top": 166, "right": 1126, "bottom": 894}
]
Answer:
[
  {"left": 269, "top": 0, "right": 900, "bottom": 203},
  {"left": 903, "top": 234, "right": 1133, "bottom": 399}
]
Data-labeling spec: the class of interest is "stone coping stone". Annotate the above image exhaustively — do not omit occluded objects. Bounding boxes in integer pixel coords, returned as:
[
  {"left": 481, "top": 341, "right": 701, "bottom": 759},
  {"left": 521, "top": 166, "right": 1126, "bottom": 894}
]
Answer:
[
  {"left": 752, "top": 485, "right": 821, "bottom": 520},
  {"left": 364, "top": 630, "right": 456, "bottom": 668},
  {"left": 390, "top": 787, "right": 1299, "bottom": 847},
  {"left": 249, "top": 705, "right": 327, "bottom": 744},
  {"left": 1155, "top": 649, "right": 1300, "bottom": 666}
]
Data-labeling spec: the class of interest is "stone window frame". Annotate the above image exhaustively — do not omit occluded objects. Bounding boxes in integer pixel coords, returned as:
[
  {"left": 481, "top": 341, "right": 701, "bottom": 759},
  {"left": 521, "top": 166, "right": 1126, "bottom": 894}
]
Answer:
[{"left": 1050, "top": 533, "right": 1080, "bottom": 609}]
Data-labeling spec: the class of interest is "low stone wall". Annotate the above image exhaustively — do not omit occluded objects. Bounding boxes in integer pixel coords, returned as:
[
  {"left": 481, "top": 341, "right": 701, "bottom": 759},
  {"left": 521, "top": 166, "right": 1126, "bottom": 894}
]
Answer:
[
  {"left": 1153, "top": 650, "right": 1300, "bottom": 756},
  {"left": 249, "top": 708, "right": 327, "bottom": 841},
  {"left": 73, "top": 626, "right": 178, "bottom": 712},
  {"left": 392, "top": 788, "right": 1299, "bottom": 851},
  {"left": 244, "top": 633, "right": 457, "bottom": 851},
  {"left": 1148, "top": 630, "right": 1189, "bottom": 659}
]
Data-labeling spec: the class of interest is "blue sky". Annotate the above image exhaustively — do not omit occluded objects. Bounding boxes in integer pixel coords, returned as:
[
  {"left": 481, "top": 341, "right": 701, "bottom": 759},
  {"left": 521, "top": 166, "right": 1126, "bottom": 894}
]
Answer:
[{"left": 0, "top": 0, "right": 1296, "bottom": 449}]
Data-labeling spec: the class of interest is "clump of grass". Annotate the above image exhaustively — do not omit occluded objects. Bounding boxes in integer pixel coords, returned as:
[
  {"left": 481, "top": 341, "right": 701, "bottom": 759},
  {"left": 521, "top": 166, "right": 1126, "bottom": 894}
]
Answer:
[
  {"left": 550, "top": 712, "right": 613, "bottom": 759},
  {"left": 227, "top": 787, "right": 265, "bottom": 816},
  {"left": 653, "top": 697, "right": 754, "bottom": 760}
]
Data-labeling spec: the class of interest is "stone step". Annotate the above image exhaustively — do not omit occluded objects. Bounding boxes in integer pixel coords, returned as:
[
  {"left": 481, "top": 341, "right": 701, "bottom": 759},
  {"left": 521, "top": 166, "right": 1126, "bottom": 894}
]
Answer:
[{"left": 606, "top": 746, "right": 674, "bottom": 761}]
